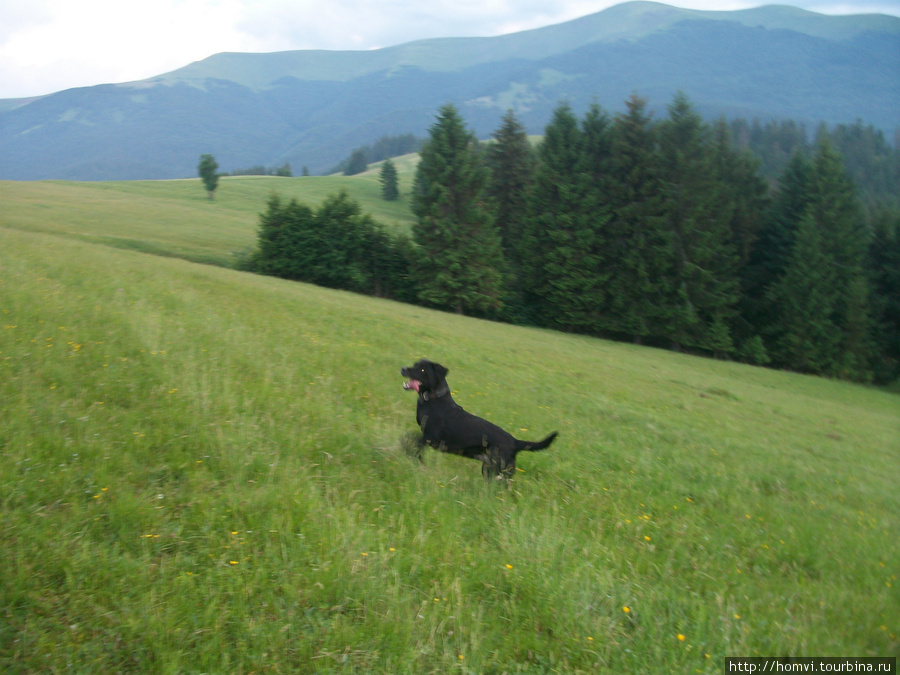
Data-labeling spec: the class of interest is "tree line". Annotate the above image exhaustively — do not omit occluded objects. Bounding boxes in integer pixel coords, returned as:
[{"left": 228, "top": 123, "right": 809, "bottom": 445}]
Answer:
[
  {"left": 249, "top": 191, "right": 417, "bottom": 304},
  {"left": 332, "top": 134, "right": 425, "bottom": 176},
  {"left": 249, "top": 95, "right": 900, "bottom": 384},
  {"left": 229, "top": 163, "right": 294, "bottom": 177},
  {"left": 728, "top": 118, "right": 900, "bottom": 213}
]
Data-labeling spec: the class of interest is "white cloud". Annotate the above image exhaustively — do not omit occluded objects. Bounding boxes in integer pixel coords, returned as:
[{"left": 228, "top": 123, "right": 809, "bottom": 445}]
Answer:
[
  {"left": 0, "top": 0, "right": 260, "bottom": 97},
  {"left": 1, "top": 0, "right": 897, "bottom": 99}
]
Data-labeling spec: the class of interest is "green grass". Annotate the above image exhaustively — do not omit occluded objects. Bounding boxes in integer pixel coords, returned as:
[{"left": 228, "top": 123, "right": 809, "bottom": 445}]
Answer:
[
  {"left": 1, "top": 178, "right": 898, "bottom": 673},
  {"left": 0, "top": 167, "right": 417, "bottom": 268}
]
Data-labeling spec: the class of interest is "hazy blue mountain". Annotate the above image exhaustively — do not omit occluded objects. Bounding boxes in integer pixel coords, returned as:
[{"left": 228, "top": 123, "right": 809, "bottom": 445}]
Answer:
[{"left": 1, "top": 1, "right": 898, "bottom": 180}]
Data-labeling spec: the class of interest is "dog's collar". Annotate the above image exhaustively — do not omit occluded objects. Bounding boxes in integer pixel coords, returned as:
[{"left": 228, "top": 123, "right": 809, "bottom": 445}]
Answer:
[{"left": 421, "top": 384, "right": 450, "bottom": 401}]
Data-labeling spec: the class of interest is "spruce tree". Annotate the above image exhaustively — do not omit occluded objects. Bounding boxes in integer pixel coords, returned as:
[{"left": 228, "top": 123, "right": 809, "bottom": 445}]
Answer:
[
  {"left": 486, "top": 109, "right": 535, "bottom": 321},
  {"left": 767, "top": 137, "right": 872, "bottom": 378},
  {"left": 486, "top": 110, "right": 534, "bottom": 265},
  {"left": 709, "top": 119, "right": 770, "bottom": 353},
  {"left": 806, "top": 136, "right": 871, "bottom": 379},
  {"left": 253, "top": 193, "right": 318, "bottom": 281},
  {"left": 657, "top": 92, "right": 739, "bottom": 353},
  {"left": 379, "top": 158, "right": 400, "bottom": 201},
  {"left": 709, "top": 119, "right": 769, "bottom": 267},
  {"left": 605, "top": 94, "right": 671, "bottom": 342},
  {"left": 314, "top": 190, "right": 371, "bottom": 292},
  {"left": 868, "top": 210, "right": 900, "bottom": 382},
  {"left": 742, "top": 150, "right": 812, "bottom": 351},
  {"left": 521, "top": 103, "right": 606, "bottom": 332},
  {"left": 253, "top": 190, "right": 417, "bottom": 301},
  {"left": 411, "top": 104, "right": 505, "bottom": 315},
  {"left": 573, "top": 104, "right": 614, "bottom": 332},
  {"left": 771, "top": 212, "right": 838, "bottom": 373},
  {"left": 344, "top": 149, "right": 368, "bottom": 176}
]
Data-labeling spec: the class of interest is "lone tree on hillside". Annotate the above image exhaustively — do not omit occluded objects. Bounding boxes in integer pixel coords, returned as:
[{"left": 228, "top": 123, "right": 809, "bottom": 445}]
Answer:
[
  {"left": 379, "top": 158, "right": 399, "bottom": 201},
  {"left": 198, "top": 154, "right": 220, "bottom": 199}
]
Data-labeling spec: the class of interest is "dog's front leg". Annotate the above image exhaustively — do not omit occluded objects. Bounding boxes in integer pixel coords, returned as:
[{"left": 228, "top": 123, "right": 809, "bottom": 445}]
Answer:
[{"left": 403, "top": 428, "right": 427, "bottom": 462}]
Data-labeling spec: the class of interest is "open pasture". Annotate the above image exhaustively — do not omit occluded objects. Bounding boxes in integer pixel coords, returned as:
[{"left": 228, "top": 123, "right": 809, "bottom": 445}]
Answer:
[
  {"left": 0, "top": 179, "right": 898, "bottom": 672},
  {"left": 0, "top": 167, "right": 416, "bottom": 268}
]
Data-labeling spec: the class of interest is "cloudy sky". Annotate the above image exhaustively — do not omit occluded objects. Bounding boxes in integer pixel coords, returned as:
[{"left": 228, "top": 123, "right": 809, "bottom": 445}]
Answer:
[{"left": 2, "top": 0, "right": 898, "bottom": 99}]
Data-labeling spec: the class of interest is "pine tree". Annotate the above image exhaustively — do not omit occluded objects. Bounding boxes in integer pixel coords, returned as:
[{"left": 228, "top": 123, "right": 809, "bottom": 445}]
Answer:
[
  {"left": 253, "top": 193, "right": 318, "bottom": 281},
  {"left": 742, "top": 150, "right": 812, "bottom": 352},
  {"left": 363, "top": 223, "right": 418, "bottom": 302},
  {"left": 521, "top": 103, "right": 607, "bottom": 332},
  {"left": 253, "top": 190, "right": 417, "bottom": 301},
  {"left": 657, "top": 92, "right": 739, "bottom": 353},
  {"left": 486, "top": 109, "right": 535, "bottom": 322},
  {"left": 486, "top": 110, "right": 534, "bottom": 265},
  {"left": 709, "top": 118, "right": 770, "bottom": 353},
  {"left": 771, "top": 212, "right": 838, "bottom": 373},
  {"left": 411, "top": 104, "right": 505, "bottom": 315},
  {"left": 868, "top": 209, "right": 900, "bottom": 383},
  {"left": 605, "top": 94, "right": 672, "bottom": 342},
  {"left": 806, "top": 136, "right": 872, "bottom": 379},
  {"left": 344, "top": 149, "right": 368, "bottom": 176},
  {"left": 197, "top": 154, "right": 220, "bottom": 199},
  {"left": 573, "top": 103, "right": 614, "bottom": 332},
  {"left": 767, "top": 137, "right": 872, "bottom": 378},
  {"left": 379, "top": 158, "right": 400, "bottom": 201},
  {"left": 709, "top": 119, "right": 769, "bottom": 267},
  {"left": 314, "top": 190, "right": 372, "bottom": 292}
]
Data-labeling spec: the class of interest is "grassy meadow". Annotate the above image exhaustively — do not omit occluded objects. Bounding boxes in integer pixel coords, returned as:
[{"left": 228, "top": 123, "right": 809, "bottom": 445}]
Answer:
[
  {"left": 0, "top": 163, "right": 417, "bottom": 268},
  {"left": 1, "top": 174, "right": 898, "bottom": 673}
]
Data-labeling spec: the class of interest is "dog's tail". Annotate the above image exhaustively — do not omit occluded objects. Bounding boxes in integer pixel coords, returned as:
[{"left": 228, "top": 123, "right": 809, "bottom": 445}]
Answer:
[{"left": 514, "top": 431, "right": 558, "bottom": 453}]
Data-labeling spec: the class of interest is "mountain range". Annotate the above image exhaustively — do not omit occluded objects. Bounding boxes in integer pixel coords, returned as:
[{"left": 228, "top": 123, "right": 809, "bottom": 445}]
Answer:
[{"left": 1, "top": 1, "right": 898, "bottom": 181}]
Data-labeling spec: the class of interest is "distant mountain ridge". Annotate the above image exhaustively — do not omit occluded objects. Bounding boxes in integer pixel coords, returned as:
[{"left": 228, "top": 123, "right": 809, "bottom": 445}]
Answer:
[
  {"left": 152, "top": 2, "right": 899, "bottom": 89},
  {"left": 1, "top": 1, "right": 898, "bottom": 180}
]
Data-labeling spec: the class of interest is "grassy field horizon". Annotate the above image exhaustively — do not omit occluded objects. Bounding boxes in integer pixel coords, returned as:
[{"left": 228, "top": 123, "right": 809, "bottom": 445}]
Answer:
[
  {"left": 0, "top": 162, "right": 418, "bottom": 269},
  {"left": 1, "top": 177, "right": 898, "bottom": 672}
]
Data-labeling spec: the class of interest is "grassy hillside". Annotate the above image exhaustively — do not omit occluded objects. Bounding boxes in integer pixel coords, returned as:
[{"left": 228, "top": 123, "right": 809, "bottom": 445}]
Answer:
[
  {"left": 1, "top": 179, "right": 898, "bottom": 672},
  {"left": 0, "top": 169, "right": 417, "bottom": 267}
]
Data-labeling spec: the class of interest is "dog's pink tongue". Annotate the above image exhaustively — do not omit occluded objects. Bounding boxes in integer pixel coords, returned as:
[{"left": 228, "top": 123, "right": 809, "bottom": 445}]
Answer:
[{"left": 403, "top": 379, "right": 421, "bottom": 392}]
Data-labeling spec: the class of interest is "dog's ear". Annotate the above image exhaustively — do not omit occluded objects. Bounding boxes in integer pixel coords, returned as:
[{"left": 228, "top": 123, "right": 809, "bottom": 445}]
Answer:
[{"left": 433, "top": 363, "right": 448, "bottom": 379}]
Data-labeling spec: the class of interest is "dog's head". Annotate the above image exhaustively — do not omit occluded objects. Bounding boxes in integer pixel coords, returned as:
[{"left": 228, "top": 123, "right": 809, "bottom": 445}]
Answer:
[{"left": 401, "top": 359, "right": 448, "bottom": 397}]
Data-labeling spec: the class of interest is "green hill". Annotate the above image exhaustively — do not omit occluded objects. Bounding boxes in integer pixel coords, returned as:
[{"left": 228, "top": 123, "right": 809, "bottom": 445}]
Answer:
[
  {"left": 2, "top": 1, "right": 898, "bottom": 180},
  {"left": 155, "top": 2, "right": 899, "bottom": 90},
  {"left": 1, "top": 177, "right": 898, "bottom": 671},
  {"left": 0, "top": 170, "right": 418, "bottom": 267}
]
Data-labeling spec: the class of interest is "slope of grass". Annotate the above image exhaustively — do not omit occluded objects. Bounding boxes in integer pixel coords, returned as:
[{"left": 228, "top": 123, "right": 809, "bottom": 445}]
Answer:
[
  {"left": 1, "top": 221, "right": 897, "bottom": 673},
  {"left": 0, "top": 171, "right": 417, "bottom": 268}
]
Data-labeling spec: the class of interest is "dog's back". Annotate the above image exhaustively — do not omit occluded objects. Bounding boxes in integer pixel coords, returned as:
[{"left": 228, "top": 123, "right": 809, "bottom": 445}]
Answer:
[{"left": 418, "top": 393, "right": 516, "bottom": 454}]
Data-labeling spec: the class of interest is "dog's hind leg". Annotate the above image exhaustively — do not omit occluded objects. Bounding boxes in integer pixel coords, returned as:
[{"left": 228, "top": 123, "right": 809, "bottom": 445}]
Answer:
[{"left": 480, "top": 448, "right": 515, "bottom": 482}]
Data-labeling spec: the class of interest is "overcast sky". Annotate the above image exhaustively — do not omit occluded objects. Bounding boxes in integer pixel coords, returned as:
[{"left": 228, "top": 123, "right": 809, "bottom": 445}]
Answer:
[{"left": 2, "top": 0, "right": 898, "bottom": 99}]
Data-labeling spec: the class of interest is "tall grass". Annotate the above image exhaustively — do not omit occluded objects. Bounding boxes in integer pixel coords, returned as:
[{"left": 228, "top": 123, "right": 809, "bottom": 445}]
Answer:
[
  {"left": 0, "top": 163, "right": 900, "bottom": 673},
  {"left": 1, "top": 200, "right": 898, "bottom": 672}
]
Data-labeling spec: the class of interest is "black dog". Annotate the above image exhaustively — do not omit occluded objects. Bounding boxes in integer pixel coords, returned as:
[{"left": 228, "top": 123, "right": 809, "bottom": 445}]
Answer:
[{"left": 401, "top": 359, "right": 557, "bottom": 479}]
